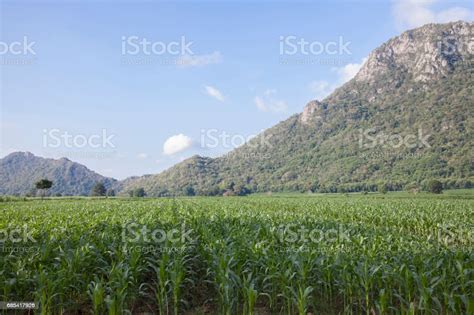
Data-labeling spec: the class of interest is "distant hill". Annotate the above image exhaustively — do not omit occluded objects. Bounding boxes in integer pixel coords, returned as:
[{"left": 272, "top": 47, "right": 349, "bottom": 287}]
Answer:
[
  {"left": 0, "top": 152, "right": 116, "bottom": 196},
  {"left": 120, "top": 21, "right": 474, "bottom": 196}
]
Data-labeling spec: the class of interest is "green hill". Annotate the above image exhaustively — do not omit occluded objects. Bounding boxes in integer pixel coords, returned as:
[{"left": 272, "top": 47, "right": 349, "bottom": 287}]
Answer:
[{"left": 0, "top": 152, "right": 116, "bottom": 196}]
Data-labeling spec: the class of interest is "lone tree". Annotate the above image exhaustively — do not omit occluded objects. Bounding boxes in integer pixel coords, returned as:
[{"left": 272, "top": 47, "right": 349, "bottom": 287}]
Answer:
[
  {"left": 106, "top": 189, "right": 116, "bottom": 197},
  {"left": 428, "top": 180, "right": 443, "bottom": 194},
  {"left": 91, "top": 182, "right": 106, "bottom": 196},
  {"left": 183, "top": 185, "right": 195, "bottom": 196},
  {"left": 35, "top": 179, "right": 53, "bottom": 198},
  {"left": 134, "top": 188, "right": 146, "bottom": 197}
]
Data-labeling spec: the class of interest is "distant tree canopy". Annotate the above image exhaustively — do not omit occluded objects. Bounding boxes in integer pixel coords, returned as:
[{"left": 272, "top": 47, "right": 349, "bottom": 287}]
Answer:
[
  {"left": 183, "top": 186, "right": 195, "bottom": 196},
  {"left": 106, "top": 189, "right": 116, "bottom": 197},
  {"left": 35, "top": 179, "right": 53, "bottom": 190},
  {"left": 378, "top": 183, "right": 388, "bottom": 194},
  {"left": 428, "top": 180, "right": 443, "bottom": 194},
  {"left": 35, "top": 179, "right": 53, "bottom": 198},
  {"left": 129, "top": 188, "right": 146, "bottom": 198},
  {"left": 91, "top": 182, "right": 106, "bottom": 196},
  {"left": 135, "top": 188, "right": 146, "bottom": 197}
]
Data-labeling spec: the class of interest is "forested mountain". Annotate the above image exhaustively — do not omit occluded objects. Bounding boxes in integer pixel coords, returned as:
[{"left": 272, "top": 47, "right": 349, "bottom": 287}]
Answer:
[
  {"left": 0, "top": 152, "right": 116, "bottom": 196},
  {"left": 120, "top": 21, "right": 473, "bottom": 196}
]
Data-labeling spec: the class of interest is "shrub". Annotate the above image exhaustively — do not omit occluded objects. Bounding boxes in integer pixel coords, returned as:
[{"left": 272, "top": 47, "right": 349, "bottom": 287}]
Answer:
[
  {"left": 91, "top": 182, "right": 106, "bottom": 196},
  {"left": 428, "top": 180, "right": 443, "bottom": 194},
  {"left": 134, "top": 188, "right": 146, "bottom": 197},
  {"left": 378, "top": 183, "right": 387, "bottom": 194}
]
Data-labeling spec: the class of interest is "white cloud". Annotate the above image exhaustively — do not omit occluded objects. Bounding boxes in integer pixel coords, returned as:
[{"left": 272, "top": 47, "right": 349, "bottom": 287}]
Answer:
[
  {"left": 392, "top": 0, "right": 473, "bottom": 30},
  {"left": 335, "top": 58, "right": 367, "bottom": 83},
  {"left": 137, "top": 153, "right": 148, "bottom": 159},
  {"left": 254, "top": 96, "right": 265, "bottom": 111},
  {"left": 309, "top": 57, "right": 367, "bottom": 101},
  {"left": 163, "top": 134, "right": 193, "bottom": 155},
  {"left": 204, "top": 85, "right": 225, "bottom": 102},
  {"left": 309, "top": 80, "right": 334, "bottom": 100},
  {"left": 177, "top": 51, "right": 222, "bottom": 68},
  {"left": 254, "top": 89, "right": 288, "bottom": 113},
  {"left": 436, "top": 7, "right": 473, "bottom": 23}
]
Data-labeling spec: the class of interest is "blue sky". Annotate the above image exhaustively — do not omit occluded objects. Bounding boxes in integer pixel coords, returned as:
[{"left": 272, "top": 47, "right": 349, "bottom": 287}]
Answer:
[{"left": 1, "top": 0, "right": 472, "bottom": 179}]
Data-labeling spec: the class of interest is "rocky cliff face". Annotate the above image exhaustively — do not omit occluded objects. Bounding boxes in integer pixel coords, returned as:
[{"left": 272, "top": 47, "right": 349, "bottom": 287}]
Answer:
[
  {"left": 355, "top": 21, "right": 473, "bottom": 84},
  {"left": 300, "top": 100, "right": 327, "bottom": 124},
  {"left": 300, "top": 21, "right": 473, "bottom": 124}
]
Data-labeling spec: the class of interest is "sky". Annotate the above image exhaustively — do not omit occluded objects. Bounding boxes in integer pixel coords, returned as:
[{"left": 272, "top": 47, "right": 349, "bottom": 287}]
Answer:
[{"left": 1, "top": 0, "right": 472, "bottom": 179}]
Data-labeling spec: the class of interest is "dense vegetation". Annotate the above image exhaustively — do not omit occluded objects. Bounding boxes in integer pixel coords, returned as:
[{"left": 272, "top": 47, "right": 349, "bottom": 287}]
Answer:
[{"left": 1, "top": 194, "right": 472, "bottom": 314}]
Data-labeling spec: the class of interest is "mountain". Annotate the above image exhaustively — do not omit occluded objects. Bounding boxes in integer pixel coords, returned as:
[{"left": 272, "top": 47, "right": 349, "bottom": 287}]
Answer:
[
  {"left": 0, "top": 152, "right": 117, "bottom": 196},
  {"left": 120, "top": 21, "right": 474, "bottom": 196},
  {"left": 1, "top": 22, "right": 472, "bottom": 197}
]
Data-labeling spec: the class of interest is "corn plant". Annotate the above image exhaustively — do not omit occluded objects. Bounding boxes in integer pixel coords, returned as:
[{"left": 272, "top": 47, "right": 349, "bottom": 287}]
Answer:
[{"left": 0, "top": 195, "right": 471, "bottom": 314}]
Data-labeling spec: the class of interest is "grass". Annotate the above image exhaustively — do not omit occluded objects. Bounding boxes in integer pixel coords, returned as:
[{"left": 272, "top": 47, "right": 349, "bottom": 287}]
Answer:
[{"left": 0, "top": 194, "right": 473, "bottom": 314}]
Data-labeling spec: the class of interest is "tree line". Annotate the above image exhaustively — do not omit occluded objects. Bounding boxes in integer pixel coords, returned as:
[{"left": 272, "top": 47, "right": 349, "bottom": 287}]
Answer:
[{"left": 16, "top": 178, "right": 449, "bottom": 198}]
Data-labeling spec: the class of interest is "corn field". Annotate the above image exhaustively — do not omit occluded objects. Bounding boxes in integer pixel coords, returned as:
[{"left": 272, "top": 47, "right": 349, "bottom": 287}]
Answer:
[{"left": 0, "top": 196, "right": 473, "bottom": 314}]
